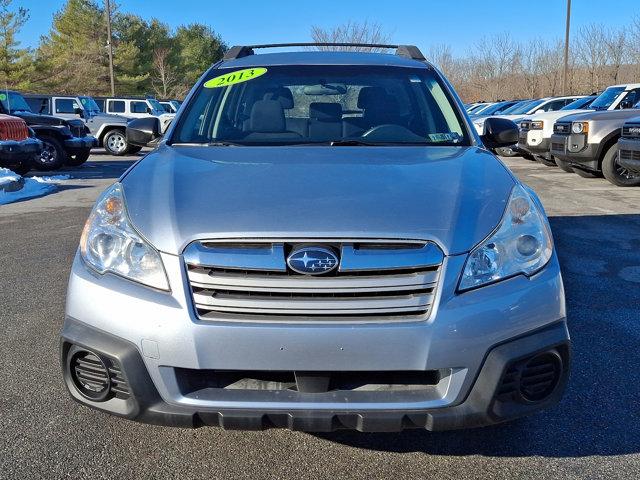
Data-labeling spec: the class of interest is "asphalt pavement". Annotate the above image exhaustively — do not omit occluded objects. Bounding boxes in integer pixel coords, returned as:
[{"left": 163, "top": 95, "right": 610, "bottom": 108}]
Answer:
[{"left": 0, "top": 151, "right": 639, "bottom": 479}]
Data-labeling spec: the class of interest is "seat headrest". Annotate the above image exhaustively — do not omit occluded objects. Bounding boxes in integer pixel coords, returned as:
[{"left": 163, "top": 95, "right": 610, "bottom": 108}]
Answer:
[
  {"left": 250, "top": 100, "right": 286, "bottom": 133},
  {"left": 309, "top": 102, "right": 342, "bottom": 121},
  {"left": 357, "top": 87, "right": 386, "bottom": 109},
  {"left": 263, "top": 87, "right": 294, "bottom": 109}
]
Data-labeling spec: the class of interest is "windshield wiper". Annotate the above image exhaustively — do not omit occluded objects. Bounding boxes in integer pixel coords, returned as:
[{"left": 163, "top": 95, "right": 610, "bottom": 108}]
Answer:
[
  {"left": 207, "top": 141, "right": 245, "bottom": 146},
  {"left": 330, "top": 139, "right": 378, "bottom": 146}
]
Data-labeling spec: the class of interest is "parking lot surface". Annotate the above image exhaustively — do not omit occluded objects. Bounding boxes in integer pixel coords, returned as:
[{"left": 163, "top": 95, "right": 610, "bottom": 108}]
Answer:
[{"left": 1, "top": 152, "right": 639, "bottom": 479}]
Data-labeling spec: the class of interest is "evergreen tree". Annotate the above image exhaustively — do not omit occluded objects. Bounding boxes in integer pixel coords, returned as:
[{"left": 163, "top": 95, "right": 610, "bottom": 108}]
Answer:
[{"left": 0, "top": 0, "right": 34, "bottom": 90}]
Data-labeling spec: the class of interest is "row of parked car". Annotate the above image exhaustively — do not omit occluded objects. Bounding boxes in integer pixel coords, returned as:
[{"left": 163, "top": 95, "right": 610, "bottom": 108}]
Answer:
[
  {"left": 0, "top": 90, "right": 182, "bottom": 175},
  {"left": 467, "top": 82, "right": 640, "bottom": 186}
]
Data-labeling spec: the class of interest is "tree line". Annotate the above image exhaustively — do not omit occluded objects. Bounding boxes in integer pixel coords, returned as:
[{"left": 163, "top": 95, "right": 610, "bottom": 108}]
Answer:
[{"left": 0, "top": 0, "right": 225, "bottom": 98}]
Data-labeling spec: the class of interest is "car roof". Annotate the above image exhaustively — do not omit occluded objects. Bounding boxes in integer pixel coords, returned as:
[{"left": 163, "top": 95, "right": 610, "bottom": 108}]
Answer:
[{"left": 219, "top": 51, "right": 430, "bottom": 69}]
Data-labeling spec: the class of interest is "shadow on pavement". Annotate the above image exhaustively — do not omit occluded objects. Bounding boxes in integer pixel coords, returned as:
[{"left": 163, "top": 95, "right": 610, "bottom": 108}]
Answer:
[
  {"left": 317, "top": 214, "right": 640, "bottom": 457},
  {"left": 28, "top": 158, "right": 138, "bottom": 181}
]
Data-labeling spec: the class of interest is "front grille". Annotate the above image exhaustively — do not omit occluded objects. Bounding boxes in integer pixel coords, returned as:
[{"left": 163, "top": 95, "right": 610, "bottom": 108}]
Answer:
[
  {"left": 0, "top": 118, "right": 28, "bottom": 141},
  {"left": 622, "top": 124, "right": 640, "bottom": 139},
  {"left": 184, "top": 240, "right": 443, "bottom": 321},
  {"left": 554, "top": 122, "right": 570, "bottom": 134},
  {"left": 620, "top": 149, "right": 640, "bottom": 161}
]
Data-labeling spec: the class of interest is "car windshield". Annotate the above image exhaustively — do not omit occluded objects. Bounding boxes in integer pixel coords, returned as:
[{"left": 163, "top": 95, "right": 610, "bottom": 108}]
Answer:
[
  {"left": 590, "top": 87, "right": 625, "bottom": 111},
  {"left": 147, "top": 98, "right": 164, "bottom": 113},
  {"left": 172, "top": 64, "right": 470, "bottom": 146},
  {"left": 499, "top": 100, "right": 533, "bottom": 115},
  {"left": 477, "top": 102, "right": 511, "bottom": 115},
  {"left": 79, "top": 96, "right": 101, "bottom": 113},
  {"left": 0, "top": 91, "right": 32, "bottom": 114},
  {"left": 561, "top": 96, "right": 594, "bottom": 110}
]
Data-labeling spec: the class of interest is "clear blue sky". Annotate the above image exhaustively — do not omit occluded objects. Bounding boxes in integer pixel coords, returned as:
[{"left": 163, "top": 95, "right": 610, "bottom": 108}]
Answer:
[{"left": 14, "top": 0, "right": 637, "bottom": 56}]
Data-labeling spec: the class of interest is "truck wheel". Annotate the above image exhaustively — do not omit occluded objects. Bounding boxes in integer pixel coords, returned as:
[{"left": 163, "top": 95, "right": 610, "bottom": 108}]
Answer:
[
  {"left": 104, "top": 129, "right": 129, "bottom": 156},
  {"left": 602, "top": 144, "right": 640, "bottom": 187},
  {"left": 554, "top": 157, "right": 574, "bottom": 173},
  {"left": 534, "top": 155, "right": 557, "bottom": 167},
  {"left": 34, "top": 136, "right": 66, "bottom": 171},
  {"left": 65, "top": 150, "right": 91, "bottom": 167},
  {"left": 573, "top": 168, "right": 602, "bottom": 178}
]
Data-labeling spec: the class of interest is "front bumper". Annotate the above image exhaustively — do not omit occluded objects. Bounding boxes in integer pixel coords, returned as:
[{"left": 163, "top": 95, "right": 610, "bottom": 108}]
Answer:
[
  {"left": 618, "top": 138, "right": 640, "bottom": 175},
  {"left": 64, "top": 135, "right": 99, "bottom": 152},
  {"left": 517, "top": 130, "right": 551, "bottom": 157},
  {"left": 0, "top": 137, "right": 43, "bottom": 166},
  {"left": 61, "top": 251, "right": 569, "bottom": 431},
  {"left": 550, "top": 133, "right": 599, "bottom": 171}
]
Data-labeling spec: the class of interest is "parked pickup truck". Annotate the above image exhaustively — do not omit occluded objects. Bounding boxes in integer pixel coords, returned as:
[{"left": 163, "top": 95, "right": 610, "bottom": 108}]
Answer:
[
  {"left": 617, "top": 116, "right": 640, "bottom": 176},
  {"left": 94, "top": 96, "right": 174, "bottom": 134},
  {"left": 550, "top": 100, "right": 640, "bottom": 186},
  {"left": 24, "top": 94, "right": 140, "bottom": 156},
  {"left": 0, "top": 90, "right": 97, "bottom": 170},
  {"left": 0, "top": 114, "right": 42, "bottom": 175}
]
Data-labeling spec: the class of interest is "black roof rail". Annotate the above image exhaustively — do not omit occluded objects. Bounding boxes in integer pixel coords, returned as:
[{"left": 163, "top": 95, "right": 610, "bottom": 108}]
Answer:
[{"left": 222, "top": 43, "right": 426, "bottom": 61}]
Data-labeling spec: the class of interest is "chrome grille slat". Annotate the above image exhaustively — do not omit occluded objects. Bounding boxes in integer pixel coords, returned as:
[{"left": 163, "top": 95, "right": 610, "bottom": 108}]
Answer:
[{"left": 184, "top": 240, "right": 443, "bottom": 321}]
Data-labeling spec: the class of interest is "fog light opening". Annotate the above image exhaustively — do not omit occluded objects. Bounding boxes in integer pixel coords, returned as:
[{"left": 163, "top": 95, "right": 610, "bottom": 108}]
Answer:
[
  {"left": 67, "top": 345, "right": 111, "bottom": 402},
  {"left": 519, "top": 351, "right": 563, "bottom": 403}
]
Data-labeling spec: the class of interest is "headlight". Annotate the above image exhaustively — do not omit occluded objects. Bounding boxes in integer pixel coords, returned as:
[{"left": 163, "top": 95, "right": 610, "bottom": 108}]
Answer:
[
  {"left": 459, "top": 184, "right": 553, "bottom": 291},
  {"left": 571, "top": 122, "right": 588, "bottom": 134},
  {"left": 80, "top": 183, "right": 169, "bottom": 290},
  {"left": 531, "top": 120, "right": 544, "bottom": 130}
]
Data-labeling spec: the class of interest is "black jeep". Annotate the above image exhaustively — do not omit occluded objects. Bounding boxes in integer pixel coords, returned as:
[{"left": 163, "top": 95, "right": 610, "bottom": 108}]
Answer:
[{"left": 0, "top": 90, "right": 98, "bottom": 170}]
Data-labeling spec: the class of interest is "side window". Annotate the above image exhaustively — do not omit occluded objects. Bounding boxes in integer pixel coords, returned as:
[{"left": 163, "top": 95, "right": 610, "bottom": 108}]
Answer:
[
  {"left": 542, "top": 100, "right": 566, "bottom": 112},
  {"left": 108, "top": 100, "right": 125, "bottom": 113},
  {"left": 621, "top": 89, "right": 640, "bottom": 108},
  {"left": 131, "top": 101, "right": 148, "bottom": 114},
  {"left": 55, "top": 98, "right": 77, "bottom": 114},
  {"left": 26, "top": 97, "right": 49, "bottom": 114}
]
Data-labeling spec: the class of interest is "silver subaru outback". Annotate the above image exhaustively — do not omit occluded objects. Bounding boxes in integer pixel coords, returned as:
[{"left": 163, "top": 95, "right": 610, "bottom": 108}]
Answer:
[{"left": 60, "top": 44, "right": 570, "bottom": 432}]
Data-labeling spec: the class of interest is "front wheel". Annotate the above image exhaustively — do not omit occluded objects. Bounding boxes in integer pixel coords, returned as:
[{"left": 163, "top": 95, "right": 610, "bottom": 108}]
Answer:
[
  {"left": 602, "top": 144, "right": 640, "bottom": 187},
  {"left": 65, "top": 150, "right": 91, "bottom": 166},
  {"left": 534, "top": 155, "right": 557, "bottom": 167},
  {"left": 554, "top": 157, "right": 574, "bottom": 173},
  {"left": 33, "top": 136, "right": 66, "bottom": 171},
  {"left": 103, "top": 129, "right": 129, "bottom": 156}
]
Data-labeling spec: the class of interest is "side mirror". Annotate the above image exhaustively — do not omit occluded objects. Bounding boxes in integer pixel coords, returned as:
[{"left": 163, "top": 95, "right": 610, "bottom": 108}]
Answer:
[
  {"left": 535, "top": 109, "right": 545, "bottom": 114},
  {"left": 74, "top": 107, "right": 84, "bottom": 117},
  {"left": 480, "top": 117, "right": 519, "bottom": 149},
  {"left": 126, "top": 117, "right": 162, "bottom": 147}
]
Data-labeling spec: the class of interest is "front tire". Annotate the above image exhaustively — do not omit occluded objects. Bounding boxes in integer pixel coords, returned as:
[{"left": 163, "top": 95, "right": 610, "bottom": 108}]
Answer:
[
  {"left": 103, "top": 129, "right": 129, "bottom": 156},
  {"left": 535, "top": 155, "right": 557, "bottom": 167},
  {"left": 34, "top": 136, "right": 66, "bottom": 171},
  {"left": 65, "top": 150, "right": 91, "bottom": 166},
  {"left": 602, "top": 144, "right": 640, "bottom": 187},
  {"left": 554, "top": 157, "right": 574, "bottom": 173}
]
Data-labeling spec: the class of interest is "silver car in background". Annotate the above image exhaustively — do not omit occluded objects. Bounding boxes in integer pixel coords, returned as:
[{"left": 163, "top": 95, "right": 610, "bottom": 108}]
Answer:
[{"left": 61, "top": 44, "right": 570, "bottom": 432}]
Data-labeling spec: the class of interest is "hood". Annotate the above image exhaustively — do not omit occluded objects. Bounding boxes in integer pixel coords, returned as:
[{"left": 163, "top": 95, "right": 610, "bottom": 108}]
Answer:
[
  {"left": 121, "top": 145, "right": 516, "bottom": 256},
  {"left": 86, "top": 112, "right": 128, "bottom": 124},
  {"left": 558, "top": 108, "right": 640, "bottom": 123},
  {"left": 12, "top": 111, "right": 67, "bottom": 127},
  {"left": 524, "top": 108, "right": 592, "bottom": 122}
]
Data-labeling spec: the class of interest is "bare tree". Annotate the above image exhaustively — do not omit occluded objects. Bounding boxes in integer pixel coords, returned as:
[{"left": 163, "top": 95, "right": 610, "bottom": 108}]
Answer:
[
  {"left": 603, "top": 28, "right": 627, "bottom": 84},
  {"left": 151, "top": 47, "right": 177, "bottom": 98},
  {"left": 310, "top": 21, "right": 392, "bottom": 51}
]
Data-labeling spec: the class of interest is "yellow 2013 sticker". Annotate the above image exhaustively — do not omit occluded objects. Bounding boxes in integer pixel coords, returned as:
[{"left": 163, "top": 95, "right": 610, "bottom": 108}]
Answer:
[
  {"left": 0, "top": 93, "right": 6, "bottom": 101},
  {"left": 204, "top": 67, "right": 268, "bottom": 88}
]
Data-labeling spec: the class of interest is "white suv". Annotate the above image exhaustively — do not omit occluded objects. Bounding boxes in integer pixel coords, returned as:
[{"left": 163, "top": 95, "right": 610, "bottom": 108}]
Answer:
[
  {"left": 100, "top": 97, "right": 175, "bottom": 133},
  {"left": 518, "top": 83, "right": 640, "bottom": 169}
]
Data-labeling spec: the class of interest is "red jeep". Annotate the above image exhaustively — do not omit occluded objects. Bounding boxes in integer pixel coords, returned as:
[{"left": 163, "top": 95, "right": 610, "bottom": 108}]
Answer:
[{"left": 0, "top": 114, "right": 43, "bottom": 175}]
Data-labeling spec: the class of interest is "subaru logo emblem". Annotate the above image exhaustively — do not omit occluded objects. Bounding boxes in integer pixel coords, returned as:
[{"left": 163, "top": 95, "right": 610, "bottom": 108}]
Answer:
[{"left": 287, "top": 247, "right": 339, "bottom": 275}]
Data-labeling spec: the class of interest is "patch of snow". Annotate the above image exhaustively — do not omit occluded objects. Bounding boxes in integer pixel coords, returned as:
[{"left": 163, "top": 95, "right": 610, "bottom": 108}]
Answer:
[{"left": 0, "top": 169, "right": 73, "bottom": 205}]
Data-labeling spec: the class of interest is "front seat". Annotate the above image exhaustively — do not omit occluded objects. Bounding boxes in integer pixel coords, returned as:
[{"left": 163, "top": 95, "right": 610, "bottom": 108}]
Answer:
[{"left": 244, "top": 100, "right": 302, "bottom": 141}]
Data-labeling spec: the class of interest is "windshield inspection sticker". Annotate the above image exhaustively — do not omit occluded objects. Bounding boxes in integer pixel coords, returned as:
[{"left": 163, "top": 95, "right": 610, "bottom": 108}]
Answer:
[
  {"left": 427, "top": 133, "right": 462, "bottom": 143},
  {"left": 204, "top": 68, "right": 268, "bottom": 88}
]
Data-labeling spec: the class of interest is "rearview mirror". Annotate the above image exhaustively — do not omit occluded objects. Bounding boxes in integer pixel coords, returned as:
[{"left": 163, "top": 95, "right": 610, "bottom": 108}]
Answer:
[
  {"left": 480, "top": 117, "right": 519, "bottom": 149},
  {"left": 126, "top": 117, "right": 162, "bottom": 147}
]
